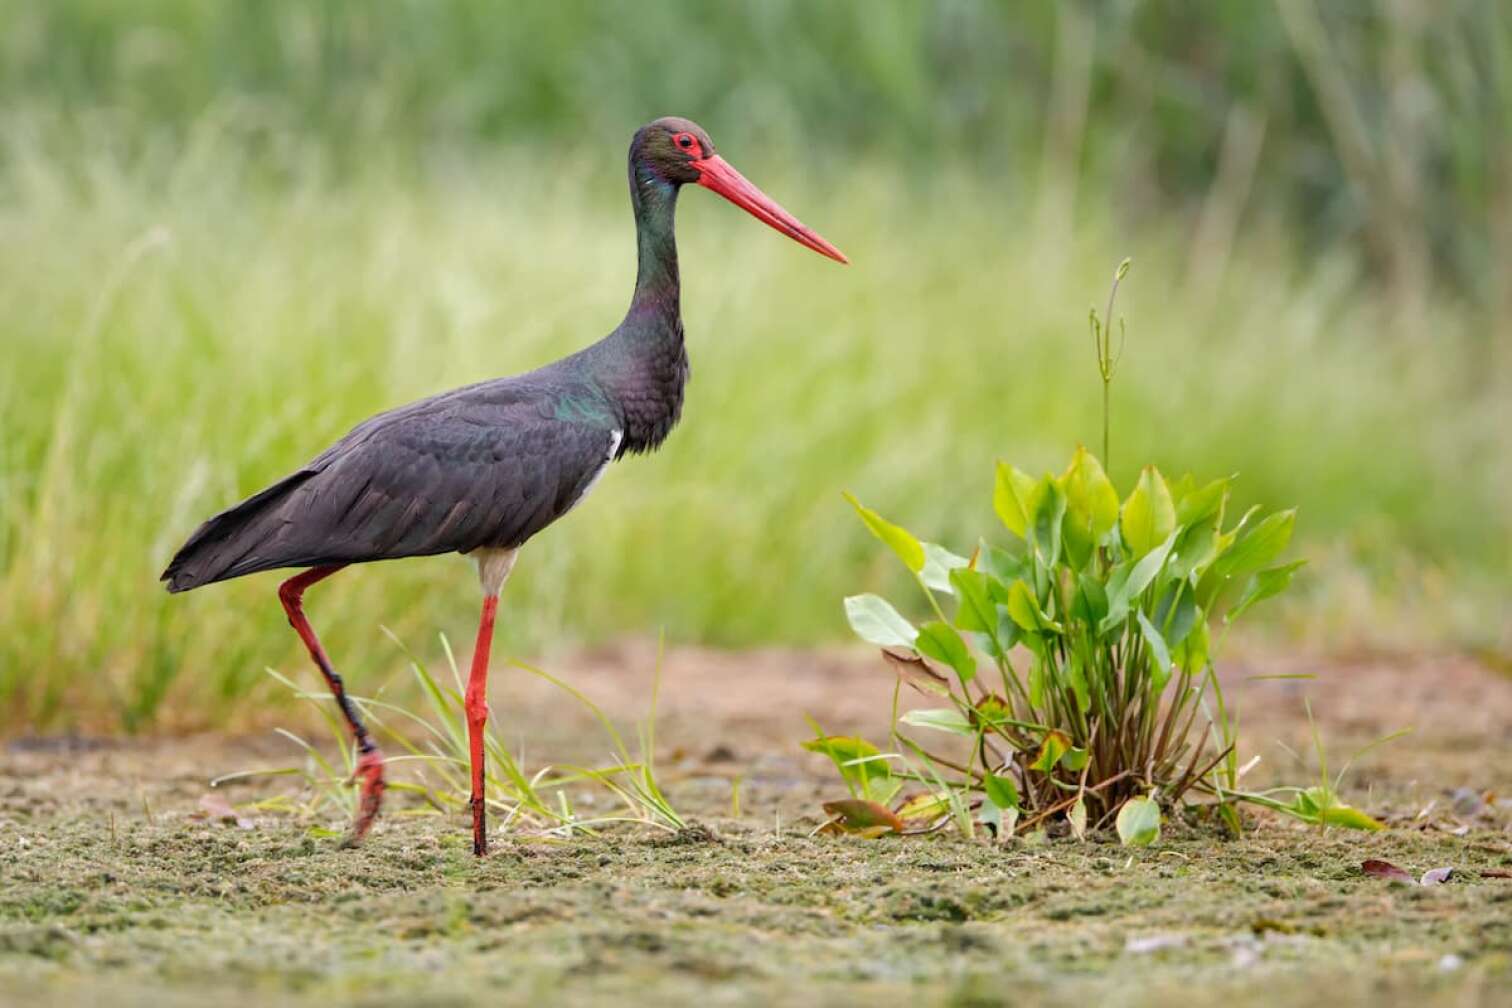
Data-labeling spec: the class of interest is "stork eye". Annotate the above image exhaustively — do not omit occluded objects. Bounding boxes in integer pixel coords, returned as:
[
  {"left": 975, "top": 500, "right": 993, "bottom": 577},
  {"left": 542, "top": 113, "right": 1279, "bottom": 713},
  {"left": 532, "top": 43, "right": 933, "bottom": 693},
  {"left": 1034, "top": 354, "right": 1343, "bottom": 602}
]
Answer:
[{"left": 675, "top": 133, "right": 695, "bottom": 150}]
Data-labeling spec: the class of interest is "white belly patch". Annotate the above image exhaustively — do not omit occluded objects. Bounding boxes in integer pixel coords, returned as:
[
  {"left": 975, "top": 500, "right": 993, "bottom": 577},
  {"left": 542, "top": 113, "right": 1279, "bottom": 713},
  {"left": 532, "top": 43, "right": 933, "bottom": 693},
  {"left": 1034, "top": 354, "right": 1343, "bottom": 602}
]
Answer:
[{"left": 566, "top": 429, "right": 621, "bottom": 515}]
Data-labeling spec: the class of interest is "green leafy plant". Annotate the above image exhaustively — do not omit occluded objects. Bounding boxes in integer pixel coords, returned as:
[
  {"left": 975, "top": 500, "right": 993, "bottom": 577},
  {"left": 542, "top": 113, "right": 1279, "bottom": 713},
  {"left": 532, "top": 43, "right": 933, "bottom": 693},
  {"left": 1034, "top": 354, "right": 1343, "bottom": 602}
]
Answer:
[{"left": 810, "top": 264, "right": 1382, "bottom": 843}]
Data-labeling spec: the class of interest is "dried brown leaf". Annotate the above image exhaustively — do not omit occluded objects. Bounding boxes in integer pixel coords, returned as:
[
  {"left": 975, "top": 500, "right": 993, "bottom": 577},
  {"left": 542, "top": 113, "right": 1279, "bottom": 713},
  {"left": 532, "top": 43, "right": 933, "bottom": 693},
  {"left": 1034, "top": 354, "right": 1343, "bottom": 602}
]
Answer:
[
  {"left": 822, "top": 798, "right": 904, "bottom": 835},
  {"left": 880, "top": 648, "right": 950, "bottom": 697},
  {"left": 1361, "top": 859, "right": 1414, "bottom": 883}
]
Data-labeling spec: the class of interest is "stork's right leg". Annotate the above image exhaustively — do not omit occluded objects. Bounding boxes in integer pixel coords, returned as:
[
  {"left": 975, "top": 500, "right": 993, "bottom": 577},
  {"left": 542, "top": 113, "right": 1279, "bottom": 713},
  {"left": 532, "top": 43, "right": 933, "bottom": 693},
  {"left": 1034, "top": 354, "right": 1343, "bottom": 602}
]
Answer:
[
  {"left": 467, "top": 548, "right": 518, "bottom": 857},
  {"left": 465, "top": 592, "right": 500, "bottom": 856},
  {"left": 278, "top": 564, "right": 386, "bottom": 846}
]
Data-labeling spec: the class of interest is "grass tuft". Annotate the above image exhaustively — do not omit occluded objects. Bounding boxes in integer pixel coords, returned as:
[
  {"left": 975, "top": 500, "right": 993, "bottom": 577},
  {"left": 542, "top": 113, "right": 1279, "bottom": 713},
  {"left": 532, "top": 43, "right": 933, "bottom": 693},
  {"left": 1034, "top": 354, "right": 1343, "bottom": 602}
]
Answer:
[{"left": 223, "top": 630, "right": 684, "bottom": 838}]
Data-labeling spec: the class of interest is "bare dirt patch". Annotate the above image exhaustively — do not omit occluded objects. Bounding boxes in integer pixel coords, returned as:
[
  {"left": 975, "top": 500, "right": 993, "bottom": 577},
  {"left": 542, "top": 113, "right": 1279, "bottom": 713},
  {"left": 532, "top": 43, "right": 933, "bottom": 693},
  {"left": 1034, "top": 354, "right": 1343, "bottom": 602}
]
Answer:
[{"left": 2, "top": 647, "right": 1509, "bottom": 1007}]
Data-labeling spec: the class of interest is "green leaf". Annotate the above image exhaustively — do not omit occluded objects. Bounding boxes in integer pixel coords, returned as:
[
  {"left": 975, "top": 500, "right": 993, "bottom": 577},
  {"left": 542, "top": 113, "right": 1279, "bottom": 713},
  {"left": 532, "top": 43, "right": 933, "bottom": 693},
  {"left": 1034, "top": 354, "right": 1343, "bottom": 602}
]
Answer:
[
  {"left": 1293, "top": 788, "right": 1320, "bottom": 816},
  {"left": 1318, "top": 803, "right": 1384, "bottom": 831},
  {"left": 1154, "top": 584, "right": 1199, "bottom": 649},
  {"left": 1214, "top": 509, "right": 1295, "bottom": 581},
  {"left": 1006, "top": 579, "right": 1041, "bottom": 633},
  {"left": 1226, "top": 560, "right": 1307, "bottom": 623},
  {"left": 920, "top": 542, "right": 970, "bottom": 594},
  {"left": 993, "top": 463, "right": 1039, "bottom": 538},
  {"left": 1204, "top": 505, "right": 1260, "bottom": 585},
  {"left": 1169, "top": 508, "right": 1221, "bottom": 581},
  {"left": 1030, "top": 476, "right": 1067, "bottom": 569},
  {"left": 1121, "top": 466, "right": 1176, "bottom": 560},
  {"left": 978, "top": 542, "right": 1029, "bottom": 583},
  {"left": 1062, "top": 446, "right": 1120, "bottom": 567},
  {"left": 1175, "top": 475, "right": 1229, "bottom": 527},
  {"left": 1064, "top": 446, "right": 1121, "bottom": 538},
  {"left": 900, "top": 707, "right": 974, "bottom": 736},
  {"left": 1126, "top": 531, "right": 1177, "bottom": 597},
  {"left": 1286, "top": 786, "right": 1383, "bottom": 831},
  {"left": 1006, "top": 579, "right": 1063, "bottom": 635},
  {"left": 1174, "top": 618, "right": 1210, "bottom": 672},
  {"left": 843, "top": 594, "right": 916, "bottom": 648},
  {"left": 1027, "top": 658, "right": 1046, "bottom": 707},
  {"left": 1072, "top": 573, "right": 1108, "bottom": 627},
  {"left": 1029, "top": 730, "right": 1071, "bottom": 772},
  {"left": 915, "top": 621, "right": 976, "bottom": 684},
  {"left": 1137, "top": 609, "right": 1173, "bottom": 694},
  {"left": 1116, "top": 795, "right": 1161, "bottom": 846},
  {"left": 984, "top": 772, "right": 1020, "bottom": 811},
  {"left": 1062, "top": 518, "right": 1094, "bottom": 571},
  {"left": 1100, "top": 531, "right": 1177, "bottom": 634},
  {"left": 1065, "top": 654, "right": 1090, "bottom": 712},
  {"left": 802, "top": 735, "right": 899, "bottom": 803},
  {"left": 844, "top": 492, "right": 925, "bottom": 573},
  {"left": 1061, "top": 746, "right": 1090, "bottom": 772},
  {"left": 949, "top": 568, "right": 998, "bottom": 635}
]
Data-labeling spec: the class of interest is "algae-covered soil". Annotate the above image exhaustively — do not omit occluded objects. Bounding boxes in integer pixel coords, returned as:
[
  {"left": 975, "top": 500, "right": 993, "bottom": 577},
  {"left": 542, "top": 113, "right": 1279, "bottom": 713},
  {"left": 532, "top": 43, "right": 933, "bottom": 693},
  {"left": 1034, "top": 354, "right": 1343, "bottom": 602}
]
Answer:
[{"left": 2, "top": 646, "right": 1510, "bottom": 1007}]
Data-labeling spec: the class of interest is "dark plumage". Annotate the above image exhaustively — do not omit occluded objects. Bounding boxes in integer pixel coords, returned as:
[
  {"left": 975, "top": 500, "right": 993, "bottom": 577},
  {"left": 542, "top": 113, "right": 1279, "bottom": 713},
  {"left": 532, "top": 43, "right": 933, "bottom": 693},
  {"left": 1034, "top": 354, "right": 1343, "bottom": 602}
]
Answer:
[
  {"left": 160, "top": 117, "right": 846, "bottom": 855},
  {"left": 164, "top": 373, "right": 625, "bottom": 591}
]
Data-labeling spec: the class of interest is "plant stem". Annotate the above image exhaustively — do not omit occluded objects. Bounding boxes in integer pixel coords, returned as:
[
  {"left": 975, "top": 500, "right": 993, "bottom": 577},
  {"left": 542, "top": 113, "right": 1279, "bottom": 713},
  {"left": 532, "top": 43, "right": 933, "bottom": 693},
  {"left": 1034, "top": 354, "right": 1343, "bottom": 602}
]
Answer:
[{"left": 1102, "top": 378, "right": 1111, "bottom": 471}]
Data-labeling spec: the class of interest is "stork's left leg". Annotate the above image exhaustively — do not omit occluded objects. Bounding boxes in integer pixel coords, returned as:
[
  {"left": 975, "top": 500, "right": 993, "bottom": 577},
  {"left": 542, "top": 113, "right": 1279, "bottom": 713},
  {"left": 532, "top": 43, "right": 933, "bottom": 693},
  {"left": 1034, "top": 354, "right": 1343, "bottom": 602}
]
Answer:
[
  {"left": 277, "top": 564, "right": 386, "bottom": 847},
  {"left": 467, "top": 548, "right": 518, "bottom": 857}
]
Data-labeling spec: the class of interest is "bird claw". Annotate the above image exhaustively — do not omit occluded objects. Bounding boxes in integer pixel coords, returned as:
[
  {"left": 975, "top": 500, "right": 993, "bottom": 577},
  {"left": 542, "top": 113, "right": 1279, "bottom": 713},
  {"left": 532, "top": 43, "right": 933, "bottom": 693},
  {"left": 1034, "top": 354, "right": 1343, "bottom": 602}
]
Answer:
[{"left": 339, "top": 747, "right": 386, "bottom": 847}]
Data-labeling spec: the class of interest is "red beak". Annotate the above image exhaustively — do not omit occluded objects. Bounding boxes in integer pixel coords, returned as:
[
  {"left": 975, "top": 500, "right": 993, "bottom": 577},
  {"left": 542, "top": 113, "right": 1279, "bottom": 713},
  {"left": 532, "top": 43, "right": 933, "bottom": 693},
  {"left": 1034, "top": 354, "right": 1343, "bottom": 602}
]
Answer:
[{"left": 694, "top": 155, "right": 849, "bottom": 264}]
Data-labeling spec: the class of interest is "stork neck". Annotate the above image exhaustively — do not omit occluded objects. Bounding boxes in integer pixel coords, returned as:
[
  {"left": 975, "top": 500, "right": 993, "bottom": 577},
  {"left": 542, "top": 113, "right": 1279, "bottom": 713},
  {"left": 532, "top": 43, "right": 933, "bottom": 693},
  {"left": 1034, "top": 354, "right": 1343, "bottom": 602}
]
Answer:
[
  {"left": 575, "top": 164, "right": 690, "bottom": 456},
  {"left": 627, "top": 166, "right": 681, "bottom": 320}
]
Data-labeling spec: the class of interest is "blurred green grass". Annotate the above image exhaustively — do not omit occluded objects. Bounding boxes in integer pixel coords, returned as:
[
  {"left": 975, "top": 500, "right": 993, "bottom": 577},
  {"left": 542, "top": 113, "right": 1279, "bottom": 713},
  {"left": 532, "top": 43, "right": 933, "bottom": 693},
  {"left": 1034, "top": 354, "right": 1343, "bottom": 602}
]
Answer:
[{"left": 1, "top": 1, "right": 1509, "bottom": 731}]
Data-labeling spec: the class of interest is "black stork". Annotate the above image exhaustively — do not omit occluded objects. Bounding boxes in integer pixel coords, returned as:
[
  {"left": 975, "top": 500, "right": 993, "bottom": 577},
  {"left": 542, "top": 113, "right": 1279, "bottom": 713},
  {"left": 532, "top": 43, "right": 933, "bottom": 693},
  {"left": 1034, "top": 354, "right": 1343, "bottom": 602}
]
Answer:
[{"left": 162, "top": 117, "right": 846, "bottom": 855}]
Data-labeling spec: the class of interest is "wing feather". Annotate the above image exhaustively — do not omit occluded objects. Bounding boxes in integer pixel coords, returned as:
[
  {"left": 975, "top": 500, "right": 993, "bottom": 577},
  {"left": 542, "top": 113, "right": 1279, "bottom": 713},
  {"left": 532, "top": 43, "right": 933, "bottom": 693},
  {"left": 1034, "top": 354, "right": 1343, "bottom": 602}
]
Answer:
[{"left": 162, "top": 380, "right": 620, "bottom": 591}]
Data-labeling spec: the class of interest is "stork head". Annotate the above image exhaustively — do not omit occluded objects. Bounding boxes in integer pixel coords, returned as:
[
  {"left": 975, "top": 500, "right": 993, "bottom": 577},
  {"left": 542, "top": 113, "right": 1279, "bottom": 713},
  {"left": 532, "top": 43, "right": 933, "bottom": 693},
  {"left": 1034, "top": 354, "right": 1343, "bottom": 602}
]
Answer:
[{"left": 630, "top": 116, "right": 848, "bottom": 264}]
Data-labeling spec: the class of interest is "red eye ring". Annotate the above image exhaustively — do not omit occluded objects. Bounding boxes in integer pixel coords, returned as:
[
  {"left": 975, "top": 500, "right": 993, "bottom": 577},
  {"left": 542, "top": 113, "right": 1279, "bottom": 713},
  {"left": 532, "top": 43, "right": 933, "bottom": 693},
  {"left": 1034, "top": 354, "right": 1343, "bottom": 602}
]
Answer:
[{"left": 675, "top": 132, "right": 698, "bottom": 153}]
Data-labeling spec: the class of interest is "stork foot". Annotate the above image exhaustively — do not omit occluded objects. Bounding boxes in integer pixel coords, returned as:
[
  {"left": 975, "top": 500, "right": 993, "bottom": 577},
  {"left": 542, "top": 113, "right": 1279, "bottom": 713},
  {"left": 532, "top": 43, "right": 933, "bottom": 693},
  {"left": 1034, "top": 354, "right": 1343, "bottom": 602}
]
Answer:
[{"left": 340, "top": 747, "right": 386, "bottom": 848}]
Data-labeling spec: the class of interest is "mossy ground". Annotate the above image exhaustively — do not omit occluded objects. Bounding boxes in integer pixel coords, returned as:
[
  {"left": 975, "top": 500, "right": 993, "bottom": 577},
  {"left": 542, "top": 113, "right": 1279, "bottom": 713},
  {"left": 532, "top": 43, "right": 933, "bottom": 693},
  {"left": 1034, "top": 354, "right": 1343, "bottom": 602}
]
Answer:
[{"left": 2, "top": 646, "right": 1509, "bottom": 1007}]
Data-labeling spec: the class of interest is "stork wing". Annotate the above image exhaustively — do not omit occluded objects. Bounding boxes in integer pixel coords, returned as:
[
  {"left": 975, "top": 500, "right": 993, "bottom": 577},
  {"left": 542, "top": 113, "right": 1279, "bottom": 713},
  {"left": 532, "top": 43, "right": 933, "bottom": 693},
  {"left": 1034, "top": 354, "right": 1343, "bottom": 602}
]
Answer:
[{"left": 163, "top": 381, "right": 620, "bottom": 589}]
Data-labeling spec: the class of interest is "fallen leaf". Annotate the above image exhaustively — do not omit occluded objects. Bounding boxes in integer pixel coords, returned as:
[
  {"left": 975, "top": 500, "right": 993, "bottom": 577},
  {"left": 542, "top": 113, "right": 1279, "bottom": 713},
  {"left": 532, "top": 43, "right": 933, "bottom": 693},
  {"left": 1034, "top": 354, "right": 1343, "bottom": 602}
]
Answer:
[
  {"left": 893, "top": 792, "right": 951, "bottom": 828},
  {"left": 1419, "top": 867, "right": 1453, "bottom": 886},
  {"left": 880, "top": 648, "right": 950, "bottom": 697},
  {"left": 822, "top": 799, "right": 904, "bottom": 836},
  {"left": 1362, "top": 859, "right": 1415, "bottom": 883},
  {"left": 195, "top": 792, "right": 253, "bottom": 829},
  {"left": 1479, "top": 869, "right": 1511, "bottom": 879},
  {"left": 1116, "top": 795, "right": 1161, "bottom": 847}
]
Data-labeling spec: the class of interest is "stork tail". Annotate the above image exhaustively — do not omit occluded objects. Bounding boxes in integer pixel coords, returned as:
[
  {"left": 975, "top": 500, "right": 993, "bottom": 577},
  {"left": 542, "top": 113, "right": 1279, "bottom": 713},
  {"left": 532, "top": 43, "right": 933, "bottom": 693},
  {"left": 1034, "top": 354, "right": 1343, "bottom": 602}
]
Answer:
[{"left": 161, "top": 469, "right": 318, "bottom": 592}]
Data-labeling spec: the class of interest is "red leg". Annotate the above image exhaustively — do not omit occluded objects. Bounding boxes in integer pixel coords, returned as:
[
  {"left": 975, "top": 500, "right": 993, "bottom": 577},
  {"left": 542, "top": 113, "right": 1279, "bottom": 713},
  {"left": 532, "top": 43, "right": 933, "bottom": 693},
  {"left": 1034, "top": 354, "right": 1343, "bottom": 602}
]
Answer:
[
  {"left": 278, "top": 564, "right": 385, "bottom": 846},
  {"left": 465, "top": 593, "right": 499, "bottom": 856}
]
